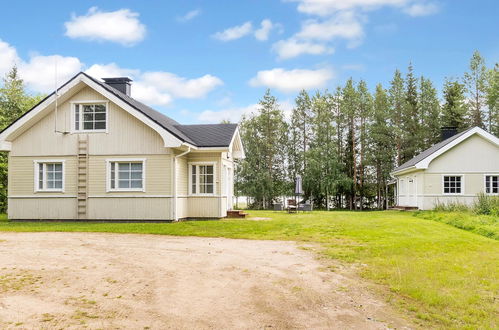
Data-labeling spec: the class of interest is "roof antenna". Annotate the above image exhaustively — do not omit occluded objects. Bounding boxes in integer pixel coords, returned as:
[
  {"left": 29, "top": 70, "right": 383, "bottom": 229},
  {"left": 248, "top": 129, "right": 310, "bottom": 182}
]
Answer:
[{"left": 54, "top": 57, "right": 68, "bottom": 135}]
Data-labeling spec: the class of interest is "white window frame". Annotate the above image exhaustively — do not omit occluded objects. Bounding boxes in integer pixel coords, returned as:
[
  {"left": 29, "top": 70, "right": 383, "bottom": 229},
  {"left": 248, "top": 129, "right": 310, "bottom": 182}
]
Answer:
[
  {"left": 106, "top": 158, "right": 146, "bottom": 192},
  {"left": 71, "top": 100, "right": 109, "bottom": 133},
  {"left": 484, "top": 174, "right": 499, "bottom": 195},
  {"left": 188, "top": 162, "right": 217, "bottom": 196},
  {"left": 442, "top": 174, "right": 464, "bottom": 195},
  {"left": 33, "top": 160, "right": 65, "bottom": 193}
]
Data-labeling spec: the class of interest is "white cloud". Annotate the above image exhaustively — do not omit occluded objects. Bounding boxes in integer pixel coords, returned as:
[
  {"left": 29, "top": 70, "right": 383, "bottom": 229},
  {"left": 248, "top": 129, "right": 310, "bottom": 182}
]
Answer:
[
  {"left": 272, "top": 38, "right": 334, "bottom": 60},
  {"left": 254, "top": 19, "right": 278, "bottom": 41},
  {"left": 288, "top": 0, "right": 409, "bottom": 16},
  {"left": 212, "top": 21, "right": 253, "bottom": 41},
  {"left": 140, "top": 72, "right": 223, "bottom": 99},
  {"left": 296, "top": 11, "right": 364, "bottom": 42},
  {"left": 403, "top": 2, "right": 439, "bottom": 16},
  {"left": 64, "top": 7, "right": 146, "bottom": 46},
  {"left": 86, "top": 63, "right": 139, "bottom": 79},
  {"left": 86, "top": 63, "right": 222, "bottom": 106},
  {"left": 0, "top": 39, "right": 20, "bottom": 77},
  {"left": 198, "top": 104, "right": 259, "bottom": 123},
  {"left": 18, "top": 55, "right": 83, "bottom": 93},
  {"left": 177, "top": 9, "right": 202, "bottom": 22},
  {"left": 249, "top": 67, "right": 334, "bottom": 93}
]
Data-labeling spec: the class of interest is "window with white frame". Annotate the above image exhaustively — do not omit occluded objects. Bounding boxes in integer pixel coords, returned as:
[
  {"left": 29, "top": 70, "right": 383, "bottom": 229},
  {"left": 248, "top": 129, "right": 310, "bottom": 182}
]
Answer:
[
  {"left": 190, "top": 163, "right": 215, "bottom": 195},
  {"left": 443, "top": 176, "right": 462, "bottom": 194},
  {"left": 108, "top": 161, "right": 144, "bottom": 191},
  {"left": 485, "top": 175, "right": 498, "bottom": 194},
  {"left": 74, "top": 103, "right": 107, "bottom": 131},
  {"left": 35, "top": 162, "right": 64, "bottom": 191}
]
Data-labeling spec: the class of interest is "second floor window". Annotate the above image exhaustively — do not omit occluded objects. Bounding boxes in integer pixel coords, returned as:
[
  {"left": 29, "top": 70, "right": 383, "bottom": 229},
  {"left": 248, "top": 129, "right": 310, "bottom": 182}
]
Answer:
[{"left": 74, "top": 103, "right": 107, "bottom": 131}]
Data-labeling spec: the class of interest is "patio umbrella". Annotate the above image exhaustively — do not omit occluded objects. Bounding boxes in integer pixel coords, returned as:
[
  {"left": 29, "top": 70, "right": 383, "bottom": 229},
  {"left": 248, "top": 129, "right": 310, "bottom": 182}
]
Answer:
[{"left": 295, "top": 175, "right": 303, "bottom": 196}]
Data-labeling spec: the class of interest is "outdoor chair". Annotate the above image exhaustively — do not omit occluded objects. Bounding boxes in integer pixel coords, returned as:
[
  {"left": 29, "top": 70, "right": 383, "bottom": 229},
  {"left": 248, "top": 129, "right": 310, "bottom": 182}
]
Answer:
[{"left": 287, "top": 199, "right": 297, "bottom": 213}]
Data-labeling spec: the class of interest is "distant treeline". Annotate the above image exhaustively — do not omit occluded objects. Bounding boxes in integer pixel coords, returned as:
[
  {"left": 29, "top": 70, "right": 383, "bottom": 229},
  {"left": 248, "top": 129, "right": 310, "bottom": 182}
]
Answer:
[{"left": 235, "top": 51, "right": 498, "bottom": 210}]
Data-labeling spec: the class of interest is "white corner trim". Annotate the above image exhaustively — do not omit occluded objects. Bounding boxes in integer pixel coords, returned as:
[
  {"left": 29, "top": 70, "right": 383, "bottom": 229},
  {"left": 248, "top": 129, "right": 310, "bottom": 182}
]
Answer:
[
  {"left": 33, "top": 160, "right": 66, "bottom": 193},
  {"left": 106, "top": 158, "right": 146, "bottom": 193},
  {"left": 416, "top": 127, "right": 499, "bottom": 170}
]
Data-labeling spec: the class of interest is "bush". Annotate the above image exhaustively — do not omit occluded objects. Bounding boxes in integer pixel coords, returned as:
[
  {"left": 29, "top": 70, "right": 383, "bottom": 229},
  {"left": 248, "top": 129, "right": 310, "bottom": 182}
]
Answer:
[
  {"left": 433, "top": 200, "right": 470, "bottom": 212},
  {"left": 474, "top": 192, "right": 499, "bottom": 216}
]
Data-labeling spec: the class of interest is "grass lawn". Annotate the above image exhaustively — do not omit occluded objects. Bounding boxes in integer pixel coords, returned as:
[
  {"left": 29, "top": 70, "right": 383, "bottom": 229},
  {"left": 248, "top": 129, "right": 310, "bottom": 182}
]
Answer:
[{"left": 0, "top": 210, "right": 498, "bottom": 329}]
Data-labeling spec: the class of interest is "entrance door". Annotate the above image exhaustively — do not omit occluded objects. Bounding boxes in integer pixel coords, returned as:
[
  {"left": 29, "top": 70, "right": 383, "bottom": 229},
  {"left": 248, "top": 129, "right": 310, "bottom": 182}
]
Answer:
[{"left": 407, "top": 176, "right": 417, "bottom": 206}]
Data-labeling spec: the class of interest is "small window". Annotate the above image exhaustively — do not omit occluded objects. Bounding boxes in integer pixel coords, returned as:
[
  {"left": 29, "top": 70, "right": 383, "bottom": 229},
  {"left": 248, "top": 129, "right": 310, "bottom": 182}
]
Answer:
[
  {"left": 443, "top": 176, "right": 462, "bottom": 194},
  {"left": 108, "top": 161, "right": 144, "bottom": 191},
  {"left": 36, "top": 162, "right": 64, "bottom": 191},
  {"left": 190, "top": 164, "right": 215, "bottom": 195},
  {"left": 485, "top": 175, "right": 498, "bottom": 194},
  {"left": 74, "top": 103, "right": 107, "bottom": 132}
]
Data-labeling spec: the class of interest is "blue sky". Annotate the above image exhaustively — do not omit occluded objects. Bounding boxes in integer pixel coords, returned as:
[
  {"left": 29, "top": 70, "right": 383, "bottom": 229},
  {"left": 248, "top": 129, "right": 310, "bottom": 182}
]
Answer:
[{"left": 0, "top": 0, "right": 498, "bottom": 123}]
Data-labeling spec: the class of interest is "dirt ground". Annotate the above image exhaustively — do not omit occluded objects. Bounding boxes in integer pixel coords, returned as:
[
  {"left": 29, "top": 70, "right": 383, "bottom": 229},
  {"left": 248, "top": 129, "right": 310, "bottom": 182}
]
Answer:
[{"left": 0, "top": 232, "right": 410, "bottom": 329}]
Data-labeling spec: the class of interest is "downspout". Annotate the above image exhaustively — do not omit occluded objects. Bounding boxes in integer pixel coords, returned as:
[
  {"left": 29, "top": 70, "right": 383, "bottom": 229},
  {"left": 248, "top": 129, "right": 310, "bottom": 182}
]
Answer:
[{"left": 173, "top": 147, "right": 191, "bottom": 221}]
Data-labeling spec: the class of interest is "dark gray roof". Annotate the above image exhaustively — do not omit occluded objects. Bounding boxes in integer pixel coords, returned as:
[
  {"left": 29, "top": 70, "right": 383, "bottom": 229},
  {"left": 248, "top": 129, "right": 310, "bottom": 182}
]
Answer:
[
  {"left": 393, "top": 127, "right": 474, "bottom": 173},
  {"left": 175, "top": 124, "right": 238, "bottom": 147},
  {"left": 83, "top": 73, "right": 237, "bottom": 148}
]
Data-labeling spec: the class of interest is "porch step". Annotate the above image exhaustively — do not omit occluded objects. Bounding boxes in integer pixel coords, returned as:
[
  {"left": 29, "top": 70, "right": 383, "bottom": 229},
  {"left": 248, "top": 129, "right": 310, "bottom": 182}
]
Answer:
[
  {"left": 226, "top": 210, "right": 248, "bottom": 218},
  {"left": 390, "top": 206, "right": 419, "bottom": 211}
]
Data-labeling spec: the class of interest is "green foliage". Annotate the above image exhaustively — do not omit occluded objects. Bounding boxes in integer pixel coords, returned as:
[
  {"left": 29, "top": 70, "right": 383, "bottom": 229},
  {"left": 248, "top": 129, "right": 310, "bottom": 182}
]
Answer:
[
  {"left": 474, "top": 192, "right": 499, "bottom": 216},
  {"left": 441, "top": 79, "right": 468, "bottom": 131},
  {"left": 0, "top": 67, "right": 44, "bottom": 213},
  {"left": 237, "top": 90, "right": 288, "bottom": 209},
  {"left": 416, "top": 210, "right": 498, "bottom": 240},
  {"left": 487, "top": 63, "right": 499, "bottom": 136},
  {"left": 463, "top": 50, "right": 489, "bottom": 128}
]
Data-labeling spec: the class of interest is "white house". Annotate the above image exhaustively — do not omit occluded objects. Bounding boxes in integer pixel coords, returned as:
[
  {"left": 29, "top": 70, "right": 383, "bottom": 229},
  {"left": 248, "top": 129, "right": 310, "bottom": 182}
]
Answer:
[{"left": 391, "top": 127, "right": 499, "bottom": 210}]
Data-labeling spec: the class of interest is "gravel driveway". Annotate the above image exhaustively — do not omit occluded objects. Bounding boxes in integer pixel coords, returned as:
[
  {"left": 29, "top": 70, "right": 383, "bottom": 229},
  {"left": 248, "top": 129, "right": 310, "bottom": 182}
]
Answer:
[{"left": 0, "top": 232, "right": 409, "bottom": 329}]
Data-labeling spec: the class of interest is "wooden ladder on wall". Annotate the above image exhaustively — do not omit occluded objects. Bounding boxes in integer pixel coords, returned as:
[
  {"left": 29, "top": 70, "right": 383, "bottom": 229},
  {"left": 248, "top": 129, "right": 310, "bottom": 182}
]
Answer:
[{"left": 77, "top": 135, "right": 88, "bottom": 219}]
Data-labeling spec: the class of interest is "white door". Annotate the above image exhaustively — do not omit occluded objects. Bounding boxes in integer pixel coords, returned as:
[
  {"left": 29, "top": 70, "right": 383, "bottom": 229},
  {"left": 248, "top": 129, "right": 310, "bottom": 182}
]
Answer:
[{"left": 408, "top": 176, "right": 417, "bottom": 206}]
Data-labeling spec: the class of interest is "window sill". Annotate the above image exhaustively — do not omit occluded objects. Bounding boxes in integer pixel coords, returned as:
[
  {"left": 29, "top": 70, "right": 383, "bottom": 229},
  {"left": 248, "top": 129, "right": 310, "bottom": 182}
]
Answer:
[
  {"left": 73, "top": 130, "right": 107, "bottom": 134},
  {"left": 35, "top": 190, "right": 64, "bottom": 193},
  {"left": 107, "top": 189, "right": 145, "bottom": 193}
]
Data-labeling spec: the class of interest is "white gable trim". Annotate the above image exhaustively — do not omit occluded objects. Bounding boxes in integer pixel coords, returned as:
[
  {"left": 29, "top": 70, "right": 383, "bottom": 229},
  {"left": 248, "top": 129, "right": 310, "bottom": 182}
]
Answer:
[
  {"left": 228, "top": 127, "right": 245, "bottom": 159},
  {"left": 0, "top": 73, "right": 184, "bottom": 150},
  {"left": 392, "top": 127, "right": 499, "bottom": 176}
]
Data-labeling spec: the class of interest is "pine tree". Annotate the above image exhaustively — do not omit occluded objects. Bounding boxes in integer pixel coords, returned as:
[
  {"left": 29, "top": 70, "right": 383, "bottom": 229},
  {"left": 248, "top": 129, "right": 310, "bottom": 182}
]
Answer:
[
  {"left": 463, "top": 50, "right": 489, "bottom": 128},
  {"left": 418, "top": 76, "right": 441, "bottom": 149},
  {"left": 370, "top": 84, "right": 394, "bottom": 209},
  {"left": 342, "top": 79, "right": 359, "bottom": 209},
  {"left": 357, "top": 80, "right": 373, "bottom": 209},
  {"left": 0, "top": 67, "right": 44, "bottom": 212},
  {"left": 388, "top": 69, "right": 405, "bottom": 166},
  {"left": 237, "top": 90, "right": 288, "bottom": 209},
  {"left": 441, "top": 79, "right": 468, "bottom": 131},
  {"left": 401, "top": 63, "right": 420, "bottom": 162},
  {"left": 288, "top": 90, "right": 312, "bottom": 194},
  {"left": 486, "top": 63, "right": 499, "bottom": 135}
]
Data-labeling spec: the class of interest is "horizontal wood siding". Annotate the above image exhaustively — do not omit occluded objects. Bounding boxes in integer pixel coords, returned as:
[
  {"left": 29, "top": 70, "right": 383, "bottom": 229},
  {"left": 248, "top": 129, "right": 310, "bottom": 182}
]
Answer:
[
  {"left": 187, "top": 197, "right": 221, "bottom": 218},
  {"left": 8, "top": 198, "right": 76, "bottom": 219},
  {"left": 87, "top": 198, "right": 171, "bottom": 220}
]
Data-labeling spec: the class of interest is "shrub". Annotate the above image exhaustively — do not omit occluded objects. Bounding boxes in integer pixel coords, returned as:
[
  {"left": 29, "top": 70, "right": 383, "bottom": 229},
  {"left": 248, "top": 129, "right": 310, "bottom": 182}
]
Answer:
[
  {"left": 433, "top": 200, "right": 470, "bottom": 212},
  {"left": 473, "top": 192, "right": 499, "bottom": 216}
]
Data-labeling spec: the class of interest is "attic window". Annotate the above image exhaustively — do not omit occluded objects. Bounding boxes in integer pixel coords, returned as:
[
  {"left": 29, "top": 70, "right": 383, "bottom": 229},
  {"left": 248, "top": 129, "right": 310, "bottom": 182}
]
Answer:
[{"left": 73, "top": 103, "right": 107, "bottom": 132}]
